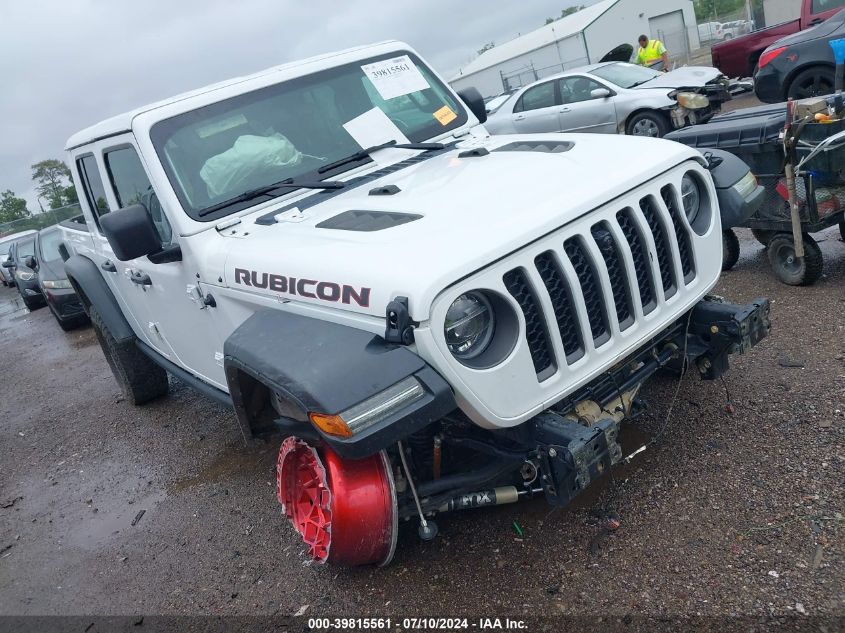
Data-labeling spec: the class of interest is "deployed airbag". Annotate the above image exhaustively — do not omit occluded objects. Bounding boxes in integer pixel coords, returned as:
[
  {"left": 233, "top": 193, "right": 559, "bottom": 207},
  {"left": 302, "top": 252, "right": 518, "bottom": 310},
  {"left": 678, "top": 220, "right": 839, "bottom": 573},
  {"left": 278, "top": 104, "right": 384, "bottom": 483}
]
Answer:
[{"left": 200, "top": 133, "right": 303, "bottom": 198}]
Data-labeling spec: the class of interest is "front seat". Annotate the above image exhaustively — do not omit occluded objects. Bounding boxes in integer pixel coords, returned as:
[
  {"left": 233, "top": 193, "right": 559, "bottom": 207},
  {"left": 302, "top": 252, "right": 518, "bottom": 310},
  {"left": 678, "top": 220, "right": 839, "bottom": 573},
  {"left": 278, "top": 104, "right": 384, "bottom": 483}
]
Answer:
[{"left": 571, "top": 78, "right": 592, "bottom": 103}]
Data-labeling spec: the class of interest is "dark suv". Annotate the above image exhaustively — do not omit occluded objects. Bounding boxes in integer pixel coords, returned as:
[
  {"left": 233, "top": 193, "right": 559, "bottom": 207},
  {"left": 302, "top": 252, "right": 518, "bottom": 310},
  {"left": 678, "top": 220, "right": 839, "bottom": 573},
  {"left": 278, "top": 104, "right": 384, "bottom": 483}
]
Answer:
[
  {"left": 29, "top": 227, "right": 88, "bottom": 330},
  {"left": 3, "top": 237, "right": 45, "bottom": 310}
]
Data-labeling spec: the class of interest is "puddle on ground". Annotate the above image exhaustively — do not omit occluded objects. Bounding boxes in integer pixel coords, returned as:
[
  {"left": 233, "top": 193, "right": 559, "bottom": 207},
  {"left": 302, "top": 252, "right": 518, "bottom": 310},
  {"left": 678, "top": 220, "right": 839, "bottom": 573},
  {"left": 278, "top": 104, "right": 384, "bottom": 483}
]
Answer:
[
  {"left": 68, "top": 329, "right": 97, "bottom": 349},
  {"left": 0, "top": 288, "right": 26, "bottom": 317},
  {"left": 64, "top": 489, "right": 167, "bottom": 550},
  {"left": 169, "top": 446, "right": 267, "bottom": 493}
]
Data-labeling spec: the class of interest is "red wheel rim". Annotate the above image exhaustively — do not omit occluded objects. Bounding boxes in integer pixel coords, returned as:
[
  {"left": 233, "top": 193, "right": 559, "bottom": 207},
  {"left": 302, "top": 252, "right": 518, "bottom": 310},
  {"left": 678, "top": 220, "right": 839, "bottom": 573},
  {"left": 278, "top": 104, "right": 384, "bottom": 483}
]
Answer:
[{"left": 276, "top": 437, "right": 397, "bottom": 566}]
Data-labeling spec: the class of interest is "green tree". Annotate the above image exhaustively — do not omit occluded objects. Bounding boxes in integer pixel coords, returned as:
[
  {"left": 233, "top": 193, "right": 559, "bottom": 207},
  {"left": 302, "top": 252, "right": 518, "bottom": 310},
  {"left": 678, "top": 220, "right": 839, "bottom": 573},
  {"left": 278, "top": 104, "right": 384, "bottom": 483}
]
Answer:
[
  {"left": 64, "top": 184, "right": 79, "bottom": 205},
  {"left": 477, "top": 41, "right": 495, "bottom": 56},
  {"left": 546, "top": 5, "right": 585, "bottom": 25},
  {"left": 31, "top": 159, "right": 72, "bottom": 208},
  {"left": 694, "top": 0, "right": 745, "bottom": 21},
  {"left": 0, "top": 190, "right": 31, "bottom": 224}
]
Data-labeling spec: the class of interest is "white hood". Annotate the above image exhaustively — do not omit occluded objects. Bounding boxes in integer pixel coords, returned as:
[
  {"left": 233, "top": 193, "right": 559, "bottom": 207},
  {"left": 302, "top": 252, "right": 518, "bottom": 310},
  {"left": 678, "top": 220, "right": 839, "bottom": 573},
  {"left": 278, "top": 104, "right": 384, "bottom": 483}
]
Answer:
[
  {"left": 635, "top": 66, "right": 724, "bottom": 90},
  {"left": 222, "top": 133, "right": 702, "bottom": 321}
]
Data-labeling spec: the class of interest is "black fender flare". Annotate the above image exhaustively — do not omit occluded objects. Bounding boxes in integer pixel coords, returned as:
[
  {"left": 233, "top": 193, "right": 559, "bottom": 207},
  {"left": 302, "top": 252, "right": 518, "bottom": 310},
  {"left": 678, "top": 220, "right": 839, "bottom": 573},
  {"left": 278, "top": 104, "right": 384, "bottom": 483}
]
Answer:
[
  {"left": 697, "top": 148, "right": 765, "bottom": 229},
  {"left": 223, "top": 310, "right": 456, "bottom": 459},
  {"left": 64, "top": 254, "right": 134, "bottom": 344}
]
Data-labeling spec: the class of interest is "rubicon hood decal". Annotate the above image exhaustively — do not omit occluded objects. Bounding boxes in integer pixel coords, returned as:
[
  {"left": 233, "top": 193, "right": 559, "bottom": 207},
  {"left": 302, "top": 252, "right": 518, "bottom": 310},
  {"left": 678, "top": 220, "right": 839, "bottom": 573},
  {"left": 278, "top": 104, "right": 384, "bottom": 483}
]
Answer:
[{"left": 234, "top": 268, "right": 371, "bottom": 307}]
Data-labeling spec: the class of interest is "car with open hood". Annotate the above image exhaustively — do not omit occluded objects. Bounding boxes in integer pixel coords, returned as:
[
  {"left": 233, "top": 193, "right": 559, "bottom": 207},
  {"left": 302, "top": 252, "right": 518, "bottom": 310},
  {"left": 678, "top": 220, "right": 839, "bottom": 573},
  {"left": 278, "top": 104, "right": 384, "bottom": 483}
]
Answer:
[
  {"left": 58, "top": 40, "right": 768, "bottom": 567},
  {"left": 484, "top": 61, "right": 731, "bottom": 138}
]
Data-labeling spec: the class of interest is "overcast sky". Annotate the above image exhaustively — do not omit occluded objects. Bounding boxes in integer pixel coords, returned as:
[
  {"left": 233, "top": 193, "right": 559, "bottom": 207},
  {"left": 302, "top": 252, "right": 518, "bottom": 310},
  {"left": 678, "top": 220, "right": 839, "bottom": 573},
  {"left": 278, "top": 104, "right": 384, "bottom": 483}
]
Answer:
[{"left": 0, "top": 0, "right": 589, "bottom": 210}]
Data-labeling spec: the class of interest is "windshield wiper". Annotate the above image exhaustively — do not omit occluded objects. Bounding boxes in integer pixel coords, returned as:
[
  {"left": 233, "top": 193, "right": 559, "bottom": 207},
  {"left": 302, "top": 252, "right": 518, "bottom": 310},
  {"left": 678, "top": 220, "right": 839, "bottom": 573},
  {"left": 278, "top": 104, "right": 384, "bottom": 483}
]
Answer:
[
  {"left": 317, "top": 140, "right": 446, "bottom": 174},
  {"left": 198, "top": 178, "right": 345, "bottom": 217}
]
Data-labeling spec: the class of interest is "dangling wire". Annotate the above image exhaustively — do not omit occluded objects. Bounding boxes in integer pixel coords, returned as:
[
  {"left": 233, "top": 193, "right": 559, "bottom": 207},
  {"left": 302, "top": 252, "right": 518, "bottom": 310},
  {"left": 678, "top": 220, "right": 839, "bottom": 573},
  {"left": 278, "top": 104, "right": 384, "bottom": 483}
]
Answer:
[{"left": 623, "top": 310, "right": 694, "bottom": 462}]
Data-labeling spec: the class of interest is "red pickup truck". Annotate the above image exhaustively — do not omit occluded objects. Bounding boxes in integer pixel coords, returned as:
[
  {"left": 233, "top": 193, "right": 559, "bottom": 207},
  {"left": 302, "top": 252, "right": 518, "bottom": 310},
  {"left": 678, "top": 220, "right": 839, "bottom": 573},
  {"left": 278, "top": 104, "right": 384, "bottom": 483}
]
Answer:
[{"left": 711, "top": 0, "right": 845, "bottom": 78}]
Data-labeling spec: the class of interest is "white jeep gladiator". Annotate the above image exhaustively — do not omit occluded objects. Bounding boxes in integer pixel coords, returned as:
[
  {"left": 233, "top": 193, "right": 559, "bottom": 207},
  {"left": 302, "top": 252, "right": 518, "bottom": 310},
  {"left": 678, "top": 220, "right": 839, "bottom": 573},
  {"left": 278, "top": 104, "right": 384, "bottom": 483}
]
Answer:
[{"left": 59, "top": 41, "right": 769, "bottom": 566}]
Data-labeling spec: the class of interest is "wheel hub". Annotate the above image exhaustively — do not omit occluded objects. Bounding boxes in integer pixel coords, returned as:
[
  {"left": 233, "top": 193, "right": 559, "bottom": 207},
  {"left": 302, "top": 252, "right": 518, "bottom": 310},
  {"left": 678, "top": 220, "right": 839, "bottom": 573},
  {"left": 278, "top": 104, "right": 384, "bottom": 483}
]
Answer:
[
  {"left": 276, "top": 437, "right": 397, "bottom": 566},
  {"left": 633, "top": 119, "right": 659, "bottom": 137}
]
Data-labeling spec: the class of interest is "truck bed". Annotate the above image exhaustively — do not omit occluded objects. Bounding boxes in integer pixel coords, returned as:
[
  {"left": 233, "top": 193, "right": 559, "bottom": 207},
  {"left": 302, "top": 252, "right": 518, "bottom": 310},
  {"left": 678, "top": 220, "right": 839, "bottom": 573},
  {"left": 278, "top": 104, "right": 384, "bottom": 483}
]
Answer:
[{"left": 711, "top": 20, "right": 800, "bottom": 79}]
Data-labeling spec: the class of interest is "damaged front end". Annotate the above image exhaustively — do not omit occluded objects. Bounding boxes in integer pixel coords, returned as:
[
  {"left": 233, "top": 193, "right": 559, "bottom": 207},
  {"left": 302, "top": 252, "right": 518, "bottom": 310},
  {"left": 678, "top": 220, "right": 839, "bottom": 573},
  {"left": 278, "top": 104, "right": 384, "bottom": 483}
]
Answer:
[
  {"left": 257, "top": 296, "right": 768, "bottom": 565},
  {"left": 669, "top": 77, "right": 732, "bottom": 128},
  {"left": 403, "top": 296, "right": 770, "bottom": 516}
]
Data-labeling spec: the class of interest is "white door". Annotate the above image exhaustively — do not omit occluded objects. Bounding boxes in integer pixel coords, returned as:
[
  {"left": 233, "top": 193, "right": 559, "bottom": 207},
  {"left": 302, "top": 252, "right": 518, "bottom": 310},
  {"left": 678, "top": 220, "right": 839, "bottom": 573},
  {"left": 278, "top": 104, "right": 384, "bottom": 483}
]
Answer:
[
  {"left": 96, "top": 140, "right": 228, "bottom": 389},
  {"left": 72, "top": 149, "right": 170, "bottom": 355}
]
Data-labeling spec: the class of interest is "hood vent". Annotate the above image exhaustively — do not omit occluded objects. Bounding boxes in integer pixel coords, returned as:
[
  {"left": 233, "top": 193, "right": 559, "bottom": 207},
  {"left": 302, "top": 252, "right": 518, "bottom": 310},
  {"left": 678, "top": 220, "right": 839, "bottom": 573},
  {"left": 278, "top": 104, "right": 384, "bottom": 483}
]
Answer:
[
  {"left": 316, "top": 210, "right": 422, "bottom": 232},
  {"left": 494, "top": 141, "right": 574, "bottom": 154}
]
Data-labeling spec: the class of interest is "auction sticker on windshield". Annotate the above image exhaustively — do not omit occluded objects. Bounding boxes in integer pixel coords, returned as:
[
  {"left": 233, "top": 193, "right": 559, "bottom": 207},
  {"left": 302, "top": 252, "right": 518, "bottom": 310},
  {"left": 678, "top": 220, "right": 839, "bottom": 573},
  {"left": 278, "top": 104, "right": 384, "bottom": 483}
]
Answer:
[
  {"left": 433, "top": 105, "right": 457, "bottom": 126},
  {"left": 362, "top": 55, "right": 429, "bottom": 100}
]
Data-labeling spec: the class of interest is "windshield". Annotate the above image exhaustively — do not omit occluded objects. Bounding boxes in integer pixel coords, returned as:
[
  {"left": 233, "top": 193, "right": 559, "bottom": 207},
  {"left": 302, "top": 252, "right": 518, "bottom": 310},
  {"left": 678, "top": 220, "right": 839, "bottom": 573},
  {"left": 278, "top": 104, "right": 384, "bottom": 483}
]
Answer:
[
  {"left": 38, "top": 229, "right": 63, "bottom": 262},
  {"left": 486, "top": 93, "right": 514, "bottom": 114},
  {"left": 16, "top": 238, "right": 35, "bottom": 259},
  {"left": 151, "top": 51, "right": 467, "bottom": 221},
  {"left": 591, "top": 62, "right": 662, "bottom": 88}
]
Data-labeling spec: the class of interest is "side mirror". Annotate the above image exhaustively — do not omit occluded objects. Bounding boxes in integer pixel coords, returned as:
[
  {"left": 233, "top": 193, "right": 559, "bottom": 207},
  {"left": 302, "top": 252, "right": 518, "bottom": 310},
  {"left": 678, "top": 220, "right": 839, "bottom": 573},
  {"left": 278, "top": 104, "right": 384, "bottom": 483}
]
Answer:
[
  {"left": 24, "top": 256, "right": 37, "bottom": 270},
  {"left": 99, "top": 204, "right": 162, "bottom": 262},
  {"left": 1, "top": 260, "right": 13, "bottom": 268},
  {"left": 591, "top": 88, "right": 613, "bottom": 99},
  {"left": 58, "top": 243, "right": 70, "bottom": 262},
  {"left": 457, "top": 87, "right": 487, "bottom": 124}
]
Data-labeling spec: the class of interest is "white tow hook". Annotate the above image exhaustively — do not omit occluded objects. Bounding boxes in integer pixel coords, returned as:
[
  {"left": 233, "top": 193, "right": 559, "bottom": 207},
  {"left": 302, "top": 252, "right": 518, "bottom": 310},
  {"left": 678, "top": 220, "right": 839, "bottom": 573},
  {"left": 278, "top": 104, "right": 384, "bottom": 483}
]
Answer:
[{"left": 622, "top": 444, "right": 648, "bottom": 464}]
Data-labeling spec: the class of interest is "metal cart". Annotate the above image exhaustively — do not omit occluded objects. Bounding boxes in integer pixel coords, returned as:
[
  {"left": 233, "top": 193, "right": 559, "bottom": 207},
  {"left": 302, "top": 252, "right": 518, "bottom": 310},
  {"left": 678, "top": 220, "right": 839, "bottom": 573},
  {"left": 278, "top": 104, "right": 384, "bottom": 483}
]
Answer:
[{"left": 668, "top": 103, "right": 845, "bottom": 286}]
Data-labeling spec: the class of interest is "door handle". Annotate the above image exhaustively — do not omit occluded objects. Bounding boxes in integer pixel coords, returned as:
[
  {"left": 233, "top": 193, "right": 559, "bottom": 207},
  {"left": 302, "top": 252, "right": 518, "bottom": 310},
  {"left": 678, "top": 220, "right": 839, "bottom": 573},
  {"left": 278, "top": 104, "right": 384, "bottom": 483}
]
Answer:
[
  {"left": 559, "top": 107, "right": 571, "bottom": 113},
  {"left": 100, "top": 260, "right": 116, "bottom": 273},
  {"left": 810, "top": 17, "right": 823, "bottom": 25},
  {"left": 514, "top": 114, "right": 526, "bottom": 121},
  {"left": 130, "top": 271, "right": 152, "bottom": 286}
]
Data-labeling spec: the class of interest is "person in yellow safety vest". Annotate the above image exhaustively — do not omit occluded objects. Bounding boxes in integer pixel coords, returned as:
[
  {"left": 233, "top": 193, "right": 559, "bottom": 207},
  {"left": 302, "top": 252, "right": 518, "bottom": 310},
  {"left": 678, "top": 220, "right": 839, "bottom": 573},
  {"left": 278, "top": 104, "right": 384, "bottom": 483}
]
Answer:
[{"left": 636, "top": 34, "right": 669, "bottom": 69}]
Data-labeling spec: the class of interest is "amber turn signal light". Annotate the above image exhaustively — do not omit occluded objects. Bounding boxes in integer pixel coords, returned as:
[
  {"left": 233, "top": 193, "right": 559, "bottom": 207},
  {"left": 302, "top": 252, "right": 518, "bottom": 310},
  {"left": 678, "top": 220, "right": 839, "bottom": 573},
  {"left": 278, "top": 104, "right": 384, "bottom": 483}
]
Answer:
[{"left": 308, "top": 413, "right": 353, "bottom": 438}]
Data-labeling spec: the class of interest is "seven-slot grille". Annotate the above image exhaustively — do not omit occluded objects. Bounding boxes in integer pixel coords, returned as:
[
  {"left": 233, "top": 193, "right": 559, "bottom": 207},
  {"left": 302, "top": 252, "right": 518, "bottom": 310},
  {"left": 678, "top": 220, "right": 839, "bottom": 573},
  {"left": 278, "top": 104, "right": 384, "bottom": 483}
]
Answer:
[{"left": 504, "top": 184, "right": 696, "bottom": 380}]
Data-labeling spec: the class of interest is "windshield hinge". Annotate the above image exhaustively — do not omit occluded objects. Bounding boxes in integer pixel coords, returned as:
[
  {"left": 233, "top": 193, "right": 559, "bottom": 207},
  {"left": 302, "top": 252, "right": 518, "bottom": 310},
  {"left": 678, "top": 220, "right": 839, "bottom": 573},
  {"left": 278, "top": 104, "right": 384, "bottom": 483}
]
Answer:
[
  {"left": 215, "top": 217, "right": 242, "bottom": 231},
  {"left": 385, "top": 296, "right": 414, "bottom": 345}
]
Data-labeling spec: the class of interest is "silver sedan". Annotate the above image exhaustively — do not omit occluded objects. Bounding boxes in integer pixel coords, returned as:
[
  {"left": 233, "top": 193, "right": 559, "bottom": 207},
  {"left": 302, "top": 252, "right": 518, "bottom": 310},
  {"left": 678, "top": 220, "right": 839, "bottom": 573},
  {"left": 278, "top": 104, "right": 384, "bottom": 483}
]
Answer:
[{"left": 484, "top": 62, "right": 730, "bottom": 138}]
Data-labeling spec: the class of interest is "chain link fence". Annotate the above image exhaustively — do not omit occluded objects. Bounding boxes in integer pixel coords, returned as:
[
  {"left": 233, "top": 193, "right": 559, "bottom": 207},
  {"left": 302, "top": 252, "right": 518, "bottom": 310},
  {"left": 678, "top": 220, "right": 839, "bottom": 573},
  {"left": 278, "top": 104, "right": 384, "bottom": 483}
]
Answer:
[
  {"left": 0, "top": 203, "right": 82, "bottom": 238},
  {"left": 696, "top": 7, "right": 756, "bottom": 45},
  {"left": 500, "top": 57, "right": 589, "bottom": 92}
]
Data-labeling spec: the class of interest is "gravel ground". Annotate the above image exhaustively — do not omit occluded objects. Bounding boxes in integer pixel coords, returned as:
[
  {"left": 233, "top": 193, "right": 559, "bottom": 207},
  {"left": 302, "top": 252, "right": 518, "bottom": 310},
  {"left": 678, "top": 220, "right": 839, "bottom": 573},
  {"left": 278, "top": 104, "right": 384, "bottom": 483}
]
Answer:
[{"left": 0, "top": 227, "right": 843, "bottom": 624}]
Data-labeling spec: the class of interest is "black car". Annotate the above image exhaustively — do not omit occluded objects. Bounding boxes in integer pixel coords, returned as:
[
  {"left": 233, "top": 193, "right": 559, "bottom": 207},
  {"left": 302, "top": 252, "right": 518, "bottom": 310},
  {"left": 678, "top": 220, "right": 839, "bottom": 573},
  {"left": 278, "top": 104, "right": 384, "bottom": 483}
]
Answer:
[
  {"left": 3, "top": 237, "right": 45, "bottom": 310},
  {"left": 30, "top": 227, "right": 88, "bottom": 330},
  {"left": 755, "top": 8, "right": 845, "bottom": 103}
]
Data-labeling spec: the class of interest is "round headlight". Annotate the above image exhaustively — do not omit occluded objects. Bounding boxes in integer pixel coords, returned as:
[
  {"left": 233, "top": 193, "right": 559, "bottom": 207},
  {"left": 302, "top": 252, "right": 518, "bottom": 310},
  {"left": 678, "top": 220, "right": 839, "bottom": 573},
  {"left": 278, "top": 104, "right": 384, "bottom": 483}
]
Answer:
[
  {"left": 444, "top": 292, "right": 495, "bottom": 360},
  {"left": 680, "top": 174, "right": 702, "bottom": 224}
]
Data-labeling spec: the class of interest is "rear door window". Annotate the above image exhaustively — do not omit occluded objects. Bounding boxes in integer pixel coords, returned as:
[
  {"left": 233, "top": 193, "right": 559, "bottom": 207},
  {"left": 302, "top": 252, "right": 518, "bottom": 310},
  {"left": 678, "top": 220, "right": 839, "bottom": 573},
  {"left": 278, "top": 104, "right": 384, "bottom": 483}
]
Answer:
[
  {"left": 811, "top": 0, "right": 845, "bottom": 15},
  {"left": 514, "top": 82, "right": 556, "bottom": 113},
  {"left": 76, "top": 154, "right": 111, "bottom": 228}
]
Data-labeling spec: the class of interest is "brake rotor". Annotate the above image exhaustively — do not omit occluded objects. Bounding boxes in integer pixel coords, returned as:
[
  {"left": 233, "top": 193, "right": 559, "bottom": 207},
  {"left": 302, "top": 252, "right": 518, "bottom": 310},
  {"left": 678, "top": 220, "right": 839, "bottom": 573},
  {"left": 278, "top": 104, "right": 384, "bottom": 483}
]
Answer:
[{"left": 276, "top": 437, "right": 397, "bottom": 566}]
